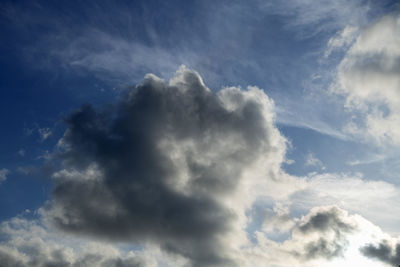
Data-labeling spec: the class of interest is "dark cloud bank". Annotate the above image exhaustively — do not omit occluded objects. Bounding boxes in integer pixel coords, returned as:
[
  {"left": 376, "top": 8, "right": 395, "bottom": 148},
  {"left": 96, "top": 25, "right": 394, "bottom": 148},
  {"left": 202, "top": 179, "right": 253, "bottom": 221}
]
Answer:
[{"left": 44, "top": 66, "right": 281, "bottom": 266}]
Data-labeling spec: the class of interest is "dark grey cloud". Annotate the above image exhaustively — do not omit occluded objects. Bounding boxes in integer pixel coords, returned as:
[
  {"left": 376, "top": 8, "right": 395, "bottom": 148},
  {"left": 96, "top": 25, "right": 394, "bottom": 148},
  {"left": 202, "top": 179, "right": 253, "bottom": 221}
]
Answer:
[
  {"left": 45, "top": 67, "right": 283, "bottom": 266},
  {"left": 298, "top": 206, "right": 354, "bottom": 234},
  {"left": 361, "top": 240, "right": 400, "bottom": 266},
  {"left": 294, "top": 206, "right": 356, "bottom": 260}
]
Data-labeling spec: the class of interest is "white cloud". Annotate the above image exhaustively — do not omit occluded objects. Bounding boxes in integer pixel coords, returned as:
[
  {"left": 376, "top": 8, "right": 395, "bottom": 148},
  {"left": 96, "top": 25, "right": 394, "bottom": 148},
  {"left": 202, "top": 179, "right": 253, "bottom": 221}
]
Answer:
[
  {"left": 262, "top": 206, "right": 297, "bottom": 234},
  {"left": 0, "top": 168, "right": 10, "bottom": 184},
  {"left": 335, "top": 12, "right": 400, "bottom": 144},
  {"left": 305, "top": 152, "right": 326, "bottom": 170},
  {"left": 240, "top": 170, "right": 400, "bottom": 266},
  {"left": 38, "top": 128, "right": 52, "bottom": 141},
  {"left": 284, "top": 158, "right": 295, "bottom": 165},
  {"left": 18, "top": 149, "right": 25, "bottom": 157},
  {"left": 36, "top": 28, "right": 199, "bottom": 85},
  {"left": 292, "top": 172, "right": 400, "bottom": 236},
  {"left": 2, "top": 204, "right": 396, "bottom": 267},
  {"left": 325, "top": 26, "right": 358, "bottom": 57},
  {"left": 260, "top": 0, "right": 369, "bottom": 37},
  {"left": 232, "top": 206, "right": 393, "bottom": 267},
  {"left": 0, "top": 214, "right": 166, "bottom": 267},
  {"left": 346, "top": 153, "right": 385, "bottom": 166}
]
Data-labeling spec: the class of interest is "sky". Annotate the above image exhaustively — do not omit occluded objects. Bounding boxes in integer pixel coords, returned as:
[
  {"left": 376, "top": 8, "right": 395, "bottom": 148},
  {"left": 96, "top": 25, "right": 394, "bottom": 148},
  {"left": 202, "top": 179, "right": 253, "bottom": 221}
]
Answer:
[{"left": 0, "top": 0, "right": 400, "bottom": 266}]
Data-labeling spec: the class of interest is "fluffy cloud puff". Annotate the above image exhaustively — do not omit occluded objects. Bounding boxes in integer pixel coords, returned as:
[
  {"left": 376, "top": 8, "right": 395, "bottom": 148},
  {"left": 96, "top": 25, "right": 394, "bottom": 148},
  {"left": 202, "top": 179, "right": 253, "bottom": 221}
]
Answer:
[
  {"left": 44, "top": 66, "right": 286, "bottom": 266},
  {"left": 0, "top": 215, "right": 155, "bottom": 267},
  {"left": 292, "top": 206, "right": 357, "bottom": 260},
  {"left": 336, "top": 12, "right": 400, "bottom": 144},
  {"left": 0, "top": 168, "right": 10, "bottom": 184}
]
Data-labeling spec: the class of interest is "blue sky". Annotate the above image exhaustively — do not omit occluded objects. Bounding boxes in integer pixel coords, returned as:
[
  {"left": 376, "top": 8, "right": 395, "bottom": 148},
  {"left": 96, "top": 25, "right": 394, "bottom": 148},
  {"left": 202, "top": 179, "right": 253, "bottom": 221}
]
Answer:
[{"left": 1, "top": 0, "right": 400, "bottom": 266}]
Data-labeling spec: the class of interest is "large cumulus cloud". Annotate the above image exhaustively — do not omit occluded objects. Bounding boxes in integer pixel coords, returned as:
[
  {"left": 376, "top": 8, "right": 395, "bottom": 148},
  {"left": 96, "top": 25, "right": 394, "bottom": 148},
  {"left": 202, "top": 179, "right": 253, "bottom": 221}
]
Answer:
[{"left": 44, "top": 66, "right": 286, "bottom": 266}]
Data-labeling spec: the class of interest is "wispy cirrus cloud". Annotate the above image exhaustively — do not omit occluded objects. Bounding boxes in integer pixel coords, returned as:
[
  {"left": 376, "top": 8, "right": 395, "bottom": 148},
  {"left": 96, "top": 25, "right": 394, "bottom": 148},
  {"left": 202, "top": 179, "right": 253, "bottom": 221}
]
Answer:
[{"left": 258, "top": 0, "right": 371, "bottom": 37}]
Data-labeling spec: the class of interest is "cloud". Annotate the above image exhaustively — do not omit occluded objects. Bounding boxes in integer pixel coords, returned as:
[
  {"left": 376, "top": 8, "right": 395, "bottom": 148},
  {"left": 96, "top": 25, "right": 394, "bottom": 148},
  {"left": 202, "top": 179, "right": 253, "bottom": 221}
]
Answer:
[
  {"left": 39, "top": 66, "right": 400, "bottom": 266},
  {"left": 5, "top": 64, "right": 398, "bottom": 266},
  {"left": 239, "top": 205, "right": 392, "bottom": 267},
  {"left": 305, "top": 152, "right": 325, "bottom": 170},
  {"left": 298, "top": 206, "right": 355, "bottom": 234},
  {"left": 262, "top": 206, "right": 297, "bottom": 234},
  {"left": 43, "top": 66, "right": 287, "bottom": 266},
  {"left": 0, "top": 215, "right": 157, "bottom": 267},
  {"left": 38, "top": 128, "right": 52, "bottom": 141},
  {"left": 325, "top": 25, "right": 358, "bottom": 57},
  {"left": 1, "top": 193, "right": 395, "bottom": 266},
  {"left": 361, "top": 240, "right": 400, "bottom": 266},
  {"left": 23, "top": 123, "right": 53, "bottom": 142},
  {"left": 54, "top": 29, "right": 186, "bottom": 83},
  {"left": 0, "top": 168, "right": 10, "bottom": 184},
  {"left": 292, "top": 206, "right": 357, "bottom": 260},
  {"left": 335, "top": 11, "right": 400, "bottom": 144},
  {"left": 1, "top": 205, "right": 390, "bottom": 267},
  {"left": 291, "top": 172, "right": 400, "bottom": 236},
  {"left": 260, "top": 0, "right": 370, "bottom": 37},
  {"left": 18, "top": 149, "right": 25, "bottom": 157},
  {"left": 346, "top": 153, "right": 385, "bottom": 166}
]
